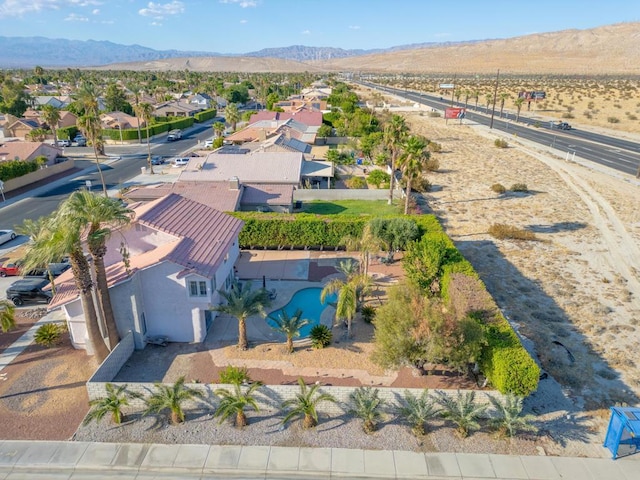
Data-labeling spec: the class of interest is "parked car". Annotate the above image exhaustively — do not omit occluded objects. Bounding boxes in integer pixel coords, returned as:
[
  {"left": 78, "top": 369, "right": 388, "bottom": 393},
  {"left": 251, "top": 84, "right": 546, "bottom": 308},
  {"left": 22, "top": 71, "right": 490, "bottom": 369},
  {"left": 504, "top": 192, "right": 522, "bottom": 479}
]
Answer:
[
  {"left": 151, "top": 155, "right": 164, "bottom": 165},
  {"left": 58, "top": 139, "right": 71, "bottom": 147},
  {"left": 24, "top": 263, "right": 71, "bottom": 279},
  {"left": 0, "top": 262, "right": 20, "bottom": 277},
  {"left": 0, "top": 229, "right": 17, "bottom": 245},
  {"left": 204, "top": 139, "right": 214, "bottom": 148},
  {"left": 6, "top": 278, "right": 52, "bottom": 306},
  {"left": 172, "top": 157, "right": 190, "bottom": 167},
  {"left": 74, "top": 135, "right": 87, "bottom": 146}
]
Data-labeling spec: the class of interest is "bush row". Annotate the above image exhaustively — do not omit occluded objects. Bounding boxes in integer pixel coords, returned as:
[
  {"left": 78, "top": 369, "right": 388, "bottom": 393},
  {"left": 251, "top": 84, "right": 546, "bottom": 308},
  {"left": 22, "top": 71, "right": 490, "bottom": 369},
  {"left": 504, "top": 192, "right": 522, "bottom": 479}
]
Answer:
[
  {"left": 194, "top": 108, "right": 218, "bottom": 122},
  {"left": 103, "top": 117, "right": 196, "bottom": 141},
  {"left": 0, "top": 159, "right": 39, "bottom": 182},
  {"left": 57, "top": 126, "right": 79, "bottom": 140}
]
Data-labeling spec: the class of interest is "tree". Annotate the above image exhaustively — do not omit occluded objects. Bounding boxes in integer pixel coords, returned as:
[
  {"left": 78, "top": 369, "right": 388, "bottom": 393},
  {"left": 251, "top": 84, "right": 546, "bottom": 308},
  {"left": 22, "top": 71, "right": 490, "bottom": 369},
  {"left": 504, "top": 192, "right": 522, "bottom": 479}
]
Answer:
[
  {"left": 485, "top": 93, "right": 493, "bottom": 112},
  {"left": 348, "top": 387, "right": 384, "bottom": 434},
  {"left": 214, "top": 382, "right": 262, "bottom": 428},
  {"left": 211, "top": 279, "right": 271, "bottom": 350},
  {"left": 0, "top": 79, "right": 30, "bottom": 117},
  {"left": 402, "top": 234, "right": 453, "bottom": 292},
  {"left": 487, "top": 394, "right": 537, "bottom": 438},
  {"left": 134, "top": 102, "right": 154, "bottom": 174},
  {"left": 368, "top": 217, "right": 420, "bottom": 260},
  {"left": 0, "top": 300, "right": 16, "bottom": 333},
  {"left": 396, "top": 389, "right": 440, "bottom": 436},
  {"left": 266, "top": 92, "right": 280, "bottom": 110},
  {"left": 63, "top": 191, "right": 132, "bottom": 350},
  {"left": 398, "top": 135, "right": 430, "bottom": 215},
  {"left": 26, "top": 128, "right": 48, "bottom": 142},
  {"left": 41, "top": 105, "right": 61, "bottom": 147},
  {"left": 104, "top": 83, "right": 132, "bottom": 114},
  {"left": 472, "top": 89, "right": 480, "bottom": 110},
  {"left": 78, "top": 113, "right": 108, "bottom": 196},
  {"left": 514, "top": 97, "right": 525, "bottom": 122},
  {"left": 383, "top": 115, "right": 409, "bottom": 205},
  {"left": 225, "top": 103, "right": 240, "bottom": 131},
  {"left": 144, "top": 376, "right": 204, "bottom": 424},
  {"left": 499, "top": 92, "right": 510, "bottom": 118},
  {"left": 83, "top": 383, "right": 140, "bottom": 425},
  {"left": 281, "top": 378, "right": 336, "bottom": 429},
  {"left": 213, "top": 121, "right": 225, "bottom": 138},
  {"left": 341, "top": 224, "right": 384, "bottom": 276},
  {"left": 359, "top": 132, "right": 383, "bottom": 162},
  {"left": 435, "top": 390, "right": 487, "bottom": 438},
  {"left": 268, "top": 308, "right": 310, "bottom": 354}
]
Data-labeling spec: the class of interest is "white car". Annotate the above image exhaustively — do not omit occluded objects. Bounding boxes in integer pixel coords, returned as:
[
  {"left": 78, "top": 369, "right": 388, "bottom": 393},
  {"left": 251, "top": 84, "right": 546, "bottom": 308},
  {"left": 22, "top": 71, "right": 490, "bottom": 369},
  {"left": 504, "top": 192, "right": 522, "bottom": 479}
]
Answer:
[
  {"left": 0, "top": 229, "right": 17, "bottom": 245},
  {"left": 172, "top": 157, "right": 190, "bottom": 167},
  {"left": 203, "top": 139, "right": 214, "bottom": 148},
  {"left": 58, "top": 139, "right": 71, "bottom": 147}
]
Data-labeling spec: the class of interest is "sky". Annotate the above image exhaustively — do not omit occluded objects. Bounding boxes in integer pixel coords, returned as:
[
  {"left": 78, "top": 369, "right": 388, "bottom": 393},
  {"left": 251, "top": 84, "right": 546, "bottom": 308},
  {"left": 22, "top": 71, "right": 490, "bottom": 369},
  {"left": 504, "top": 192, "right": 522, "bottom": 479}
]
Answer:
[{"left": 0, "top": 0, "right": 639, "bottom": 54}]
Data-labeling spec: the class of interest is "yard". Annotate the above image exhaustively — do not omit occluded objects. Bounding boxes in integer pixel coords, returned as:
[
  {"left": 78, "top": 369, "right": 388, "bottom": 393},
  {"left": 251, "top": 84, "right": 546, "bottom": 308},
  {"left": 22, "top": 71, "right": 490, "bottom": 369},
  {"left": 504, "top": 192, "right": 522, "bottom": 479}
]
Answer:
[{"left": 301, "top": 199, "right": 402, "bottom": 216}]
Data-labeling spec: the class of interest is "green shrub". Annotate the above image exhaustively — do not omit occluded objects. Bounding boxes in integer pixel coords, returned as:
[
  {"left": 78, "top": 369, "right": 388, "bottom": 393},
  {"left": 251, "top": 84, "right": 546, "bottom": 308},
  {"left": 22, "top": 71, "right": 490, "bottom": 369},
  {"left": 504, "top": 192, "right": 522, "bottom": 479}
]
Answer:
[
  {"left": 366, "top": 169, "right": 390, "bottom": 188},
  {"left": 309, "top": 324, "right": 332, "bottom": 349},
  {"left": 360, "top": 305, "right": 376, "bottom": 324},
  {"left": 57, "top": 125, "right": 79, "bottom": 140},
  {"left": 491, "top": 183, "right": 506, "bottom": 194},
  {"left": 488, "top": 224, "right": 537, "bottom": 241},
  {"left": 34, "top": 323, "right": 65, "bottom": 347},
  {"left": 510, "top": 183, "right": 528, "bottom": 192},
  {"left": 345, "top": 176, "right": 367, "bottom": 189},
  {"left": 194, "top": 108, "right": 217, "bottom": 122},
  {"left": 494, "top": 138, "right": 508, "bottom": 148},
  {"left": 218, "top": 366, "right": 251, "bottom": 385},
  {"left": 0, "top": 159, "right": 39, "bottom": 182}
]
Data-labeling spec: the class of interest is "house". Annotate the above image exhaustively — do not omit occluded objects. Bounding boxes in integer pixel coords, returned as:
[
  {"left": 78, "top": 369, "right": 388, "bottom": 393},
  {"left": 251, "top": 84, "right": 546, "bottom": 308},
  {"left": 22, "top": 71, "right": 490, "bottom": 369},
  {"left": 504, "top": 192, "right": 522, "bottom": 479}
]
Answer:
[
  {"left": 33, "top": 96, "right": 67, "bottom": 109},
  {"left": 100, "top": 111, "right": 142, "bottom": 130},
  {"left": 248, "top": 109, "right": 323, "bottom": 127},
  {"left": 189, "top": 93, "right": 213, "bottom": 109},
  {"left": 7, "top": 118, "right": 41, "bottom": 139},
  {"left": 226, "top": 118, "right": 318, "bottom": 146},
  {"left": 49, "top": 194, "right": 244, "bottom": 350},
  {"left": 154, "top": 100, "right": 204, "bottom": 118},
  {"left": 274, "top": 97, "right": 327, "bottom": 112},
  {"left": 57, "top": 111, "right": 78, "bottom": 129},
  {"left": 0, "top": 113, "right": 19, "bottom": 139},
  {"left": 0, "top": 141, "right": 61, "bottom": 164}
]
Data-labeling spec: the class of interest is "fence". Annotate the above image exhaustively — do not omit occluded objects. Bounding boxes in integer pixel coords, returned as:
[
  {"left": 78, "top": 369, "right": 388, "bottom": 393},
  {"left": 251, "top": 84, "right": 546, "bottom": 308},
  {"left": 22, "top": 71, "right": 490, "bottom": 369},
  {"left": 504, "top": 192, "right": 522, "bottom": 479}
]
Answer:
[
  {"left": 88, "top": 331, "right": 135, "bottom": 383},
  {"left": 294, "top": 189, "right": 388, "bottom": 201}
]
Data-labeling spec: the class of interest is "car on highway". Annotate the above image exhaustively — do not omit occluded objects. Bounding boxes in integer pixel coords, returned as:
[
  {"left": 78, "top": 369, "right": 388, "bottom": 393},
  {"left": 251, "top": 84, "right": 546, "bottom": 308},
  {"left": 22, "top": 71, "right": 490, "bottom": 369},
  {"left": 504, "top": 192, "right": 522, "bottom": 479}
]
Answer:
[
  {"left": 6, "top": 278, "right": 52, "bottom": 306},
  {"left": 0, "top": 229, "right": 17, "bottom": 245},
  {"left": 172, "top": 157, "right": 190, "bottom": 167},
  {"left": 554, "top": 122, "right": 572, "bottom": 130}
]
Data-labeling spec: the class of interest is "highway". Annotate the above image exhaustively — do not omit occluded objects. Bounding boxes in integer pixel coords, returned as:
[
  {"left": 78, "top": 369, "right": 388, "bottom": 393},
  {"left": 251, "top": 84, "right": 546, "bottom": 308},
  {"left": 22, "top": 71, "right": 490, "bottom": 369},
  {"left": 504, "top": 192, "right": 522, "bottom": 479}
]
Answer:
[{"left": 359, "top": 82, "right": 640, "bottom": 177}]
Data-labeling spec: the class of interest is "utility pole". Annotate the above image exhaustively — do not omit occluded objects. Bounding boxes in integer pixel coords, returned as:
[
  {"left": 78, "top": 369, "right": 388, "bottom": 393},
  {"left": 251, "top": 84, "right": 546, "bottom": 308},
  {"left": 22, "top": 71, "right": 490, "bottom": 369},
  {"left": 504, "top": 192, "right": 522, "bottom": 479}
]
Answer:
[{"left": 489, "top": 69, "right": 500, "bottom": 129}]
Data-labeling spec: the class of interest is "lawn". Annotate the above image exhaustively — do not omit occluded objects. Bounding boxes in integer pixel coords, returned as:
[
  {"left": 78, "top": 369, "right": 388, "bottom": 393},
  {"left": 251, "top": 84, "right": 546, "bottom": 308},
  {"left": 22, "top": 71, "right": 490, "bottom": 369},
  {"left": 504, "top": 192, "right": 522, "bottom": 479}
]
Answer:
[{"left": 300, "top": 200, "right": 402, "bottom": 216}]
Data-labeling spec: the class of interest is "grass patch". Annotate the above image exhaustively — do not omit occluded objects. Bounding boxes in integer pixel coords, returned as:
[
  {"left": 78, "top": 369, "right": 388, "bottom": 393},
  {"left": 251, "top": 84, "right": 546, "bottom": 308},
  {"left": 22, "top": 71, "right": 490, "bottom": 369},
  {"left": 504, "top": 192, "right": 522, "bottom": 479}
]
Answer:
[{"left": 301, "top": 200, "right": 402, "bottom": 216}]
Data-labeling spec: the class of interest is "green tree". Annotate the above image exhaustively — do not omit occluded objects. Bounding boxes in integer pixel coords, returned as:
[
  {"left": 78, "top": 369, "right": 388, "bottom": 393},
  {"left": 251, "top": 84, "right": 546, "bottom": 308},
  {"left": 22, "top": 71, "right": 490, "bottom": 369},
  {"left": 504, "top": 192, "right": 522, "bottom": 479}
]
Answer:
[
  {"left": 211, "top": 279, "right": 271, "bottom": 350},
  {"left": 0, "top": 300, "right": 16, "bottom": 333},
  {"left": 26, "top": 128, "right": 48, "bottom": 142},
  {"left": 396, "top": 389, "right": 440, "bottom": 436},
  {"left": 225, "top": 103, "right": 240, "bottom": 131},
  {"left": 499, "top": 92, "right": 510, "bottom": 118},
  {"left": 268, "top": 308, "right": 310, "bottom": 354},
  {"left": 266, "top": 92, "right": 280, "bottom": 110},
  {"left": 144, "top": 377, "right": 204, "bottom": 425},
  {"left": 213, "top": 121, "right": 225, "bottom": 138},
  {"left": 0, "top": 79, "right": 30, "bottom": 117},
  {"left": 485, "top": 93, "right": 493, "bottom": 112},
  {"left": 487, "top": 393, "right": 537, "bottom": 438},
  {"left": 368, "top": 217, "right": 420, "bottom": 260},
  {"left": 402, "top": 234, "right": 453, "bottom": 292},
  {"left": 41, "top": 105, "right": 61, "bottom": 147},
  {"left": 317, "top": 124, "right": 333, "bottom": 137},
  {"left": 214, "top": 382, "right": 262, "bottom": 428},
  {"left": 472, "top": 89, "right": 480, "bottom": 110},
  {"left": 78, "top": 113, "right": 108, "bottom": 196},
  {"left": 435, "top": 390, "right": 487, "bottom": 438},
  {"left": 514, "top": 97, "right": 525, "bottom": 122},
  {"left": 366, "top": 169, "right": 390, "bottom": 189},
  {"left": 398, "top": 135, "right": 430, "bottom": 215},
  {"left": 341, "top": 224, "right": 383, "bottom": 277},
  {"left": 83, "top": 383, "right": 141, "bottom": 425},
  {"left": 382, "top": 115, "right": 409, "bottom": 206},
  {"left": 348, "top": 387, "right": 384, "bottom": 434},
  {"left": 104, "top": 83, "right": 132, "bottom": 113},
  {"left": 359, "top": 131, "right": 383, "bottom": 162},
  {"left": 281, "top": 378, "right": 337, "bottom": 429},
  {"left": 134, "top": 102, "right": 154, "bottom": 174}
]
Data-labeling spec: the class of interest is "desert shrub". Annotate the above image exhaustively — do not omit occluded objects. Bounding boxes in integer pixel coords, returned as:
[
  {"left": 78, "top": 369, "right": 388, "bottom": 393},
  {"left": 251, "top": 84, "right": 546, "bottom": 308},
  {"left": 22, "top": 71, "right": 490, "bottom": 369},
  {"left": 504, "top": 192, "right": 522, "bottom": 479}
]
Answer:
[
  {"left": 345, "top": 176, "right": 367, "bottom": 189},
  {"left": 488, "top": 224, "right": 537, "bottom": 241},
  {"left": 424, "top": 157, "right": 439, "bottom": 172},
  {"left": 34, "top": 323, "right": 65, "bottom": 347},
  {"left": 218, "top": 366, "right": 251, "bottom": 385},
  {"left": 445, "top": 273, "right": 497, "bottom": 321},
  {"left": 412, "top": 177, "right": 432, "bottom": 193},
  {"left": 309, "top": 324, "right": 332, "bottom": 349},
  {"left": 491, "top": 183, "right": 506, "bottom": 194},
  {"left": 561, "top": 113, "right": 574, "bottom": 119},
  {"left": 366, "top": 169, "right": 390, "bottom": 188},
  {"left": 360, "top": 305, "right": 376, "bottom": 324},
  {"left": 427, "top": 142, "right": 442, "bottom": 153},
  {"left": 607, "top": 117, "right": 620, "bottom": 123},
  {"left": 494, "top": 138, "right": 508, "bottom": 148},
  {"left": 428, "top": 111, "right": 441, "bottom": 118},
  {"left": 510, "top": 183, "right": 528, "bottom": 192}
]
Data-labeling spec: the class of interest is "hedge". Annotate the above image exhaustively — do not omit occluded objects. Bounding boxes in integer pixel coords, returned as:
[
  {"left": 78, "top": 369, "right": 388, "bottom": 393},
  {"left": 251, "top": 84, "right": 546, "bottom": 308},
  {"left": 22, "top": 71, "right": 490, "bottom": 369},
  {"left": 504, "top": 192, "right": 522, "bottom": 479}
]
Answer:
[
  {"left": 194, "top": 108, "right": 217, "bottom": 122},
  {"left": 57, "top": 126, "right": 79, "bottom": 140},
  {"left": 0, "top": 159, "right": 39, "bottom": 181},
  {"left": 102, "top": 117, "right": 196, "bottom": 141}
]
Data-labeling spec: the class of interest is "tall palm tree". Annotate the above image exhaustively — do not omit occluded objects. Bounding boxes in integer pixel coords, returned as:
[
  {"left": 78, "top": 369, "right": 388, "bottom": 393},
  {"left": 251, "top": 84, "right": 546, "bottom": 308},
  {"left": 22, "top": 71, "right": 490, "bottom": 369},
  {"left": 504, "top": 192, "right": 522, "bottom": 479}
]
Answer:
[
  {"left": 348, "top": 387, "right": 384, "bottom": 434},
  {"left": 268, "top": 308, "right": 310, "bottom": 354},
  {"left": 83, "top": 383, "right": 141, "bottom": 425},
  {"left": 321, "top": 263, "right": 371, "bottom": 338},
  {"left": 396, "top": 389, "right": 440, "bottom": 436},
  {"left": 435, "top": 390, "right": 487, "bottom": 438},
  {"left": 214, "top": 382, "right": 263, "bottom": 428},
  {"left": 211, "top": 279, "right": 271, "bottom": 350},
  {"left": 225, "top": 103, "right": 240, "bottom": 132},
  {"left": 487, "top": 394, "right": 537, "bottom": 438},
  {"left": 134, "top": 102, "right": 154, "bottom": 174},
  {"left": 213, "top": 121, "right": 225, "bottom": 138},
  {"left": 62, "top": 191, "right": 132, "bottom": 350},
  {"left": 78, "top": 113, "right": 108, "bottom": 196},
  {"left": 22, "top": 212, "right": 109, "bottom": 361},
  {"left": 399, "top": 135, "right": 430, "bottom": 215},
  {"left": 472, "top": 89, "right": 480, "bottom": 110},
  {"left": 0, "top": 300, "right": 15, "bottom": 333},
  {"left": 463, "top": 89, "right": 471, "bottom": 109},
  {"left": 41, "top": 105, "right": 61, "bottom": 147},
  {"left": 498, "top": 92, "right": 510, "bottom": 118},
  {"left": 144, "top": 376, "right": 204, "bottom": 425},
  {"left": 281, "top": 378, "right": 336, "bottom": 429},
  {"left": 485, "top": 93, "right": 493, "bottom": 113},
  {"left": 383, "top": 114, "right": 409, "bottom": 205},
  {"left": 341, "top": 224, "right": 383, "bottom": 277},
  {"left": 514, "top": 97, "right": 525, "bottom": 122}
]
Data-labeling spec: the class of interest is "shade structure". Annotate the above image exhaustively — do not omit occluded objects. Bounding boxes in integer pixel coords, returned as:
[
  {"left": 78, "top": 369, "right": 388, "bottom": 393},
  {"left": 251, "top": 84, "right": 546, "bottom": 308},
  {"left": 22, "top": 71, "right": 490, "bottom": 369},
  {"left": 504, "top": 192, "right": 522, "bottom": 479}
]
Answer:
[{"left": 603, "top": 407, "right": 640, "bottom": 459}]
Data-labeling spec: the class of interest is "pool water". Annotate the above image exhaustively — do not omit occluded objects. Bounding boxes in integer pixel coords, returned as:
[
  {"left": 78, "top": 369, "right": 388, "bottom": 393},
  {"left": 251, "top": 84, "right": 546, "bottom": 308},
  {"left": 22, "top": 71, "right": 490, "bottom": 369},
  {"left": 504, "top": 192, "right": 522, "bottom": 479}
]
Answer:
[{"left": 267, "top": 287, "right": 337, "bottom": 338}]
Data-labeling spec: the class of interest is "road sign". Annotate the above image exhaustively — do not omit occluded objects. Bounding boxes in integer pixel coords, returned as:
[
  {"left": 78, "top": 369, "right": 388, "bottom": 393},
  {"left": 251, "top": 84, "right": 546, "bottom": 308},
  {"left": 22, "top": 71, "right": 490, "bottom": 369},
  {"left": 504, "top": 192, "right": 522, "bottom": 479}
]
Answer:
[
  {"left": 445, "top": 108, "right": 466, "bottom": 119},
  {"left": 439, "top": 83, "right": 455, "bottom": 89}
]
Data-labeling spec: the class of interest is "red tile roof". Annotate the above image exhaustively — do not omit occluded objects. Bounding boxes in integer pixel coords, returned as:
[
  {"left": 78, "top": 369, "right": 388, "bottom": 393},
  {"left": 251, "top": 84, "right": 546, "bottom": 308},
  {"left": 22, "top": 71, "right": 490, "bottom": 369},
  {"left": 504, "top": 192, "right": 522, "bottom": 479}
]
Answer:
[
  {"left": 249, "top": 110, "right": 323, "bottom": 127},
  {"left": 124, "top": 181, "right": 241, "bottom": 211}
]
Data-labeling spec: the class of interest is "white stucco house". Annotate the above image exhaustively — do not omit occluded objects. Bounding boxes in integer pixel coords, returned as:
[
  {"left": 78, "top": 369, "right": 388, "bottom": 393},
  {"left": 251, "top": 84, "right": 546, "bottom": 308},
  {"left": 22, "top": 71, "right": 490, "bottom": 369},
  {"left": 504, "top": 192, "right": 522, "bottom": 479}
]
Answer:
[{"left": 49, "top": 193, "right": 244, "bottom": 352}]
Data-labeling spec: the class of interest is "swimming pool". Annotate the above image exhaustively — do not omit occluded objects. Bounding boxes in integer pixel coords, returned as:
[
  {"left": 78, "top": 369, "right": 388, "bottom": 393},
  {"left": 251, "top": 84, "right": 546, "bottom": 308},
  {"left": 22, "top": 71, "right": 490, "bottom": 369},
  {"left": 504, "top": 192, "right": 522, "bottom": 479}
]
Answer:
[{"left": 267, "top": 287, "right": 337, "bottom": 338}]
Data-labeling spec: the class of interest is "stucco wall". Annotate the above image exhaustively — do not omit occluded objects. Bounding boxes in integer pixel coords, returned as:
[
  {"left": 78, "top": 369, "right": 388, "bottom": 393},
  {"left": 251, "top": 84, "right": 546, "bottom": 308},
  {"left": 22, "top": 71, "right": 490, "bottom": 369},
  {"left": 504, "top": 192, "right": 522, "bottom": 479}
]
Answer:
[
  {"left": 294, "top": 189, "right": 388, "bottom": 201},
  {"left": 89, "top": 331, "right": 135, "bottom": 383}
]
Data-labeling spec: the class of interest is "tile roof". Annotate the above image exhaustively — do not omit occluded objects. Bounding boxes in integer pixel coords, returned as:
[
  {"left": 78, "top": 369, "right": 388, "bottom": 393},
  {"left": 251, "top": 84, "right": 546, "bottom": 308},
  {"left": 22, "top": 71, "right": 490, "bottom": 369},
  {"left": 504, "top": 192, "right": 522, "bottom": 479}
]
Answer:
[
  {"left": 125, "top": 181, "right": 241, "bottom": 211},
  {"left": 241, "top": 184, "right": 294, "bottom": 205},
  {"left": 0, "top": 142, "right": 61, "bottom": 162},
  {"left": 248, "top": 110, "right": 323, "bottom": 127}
]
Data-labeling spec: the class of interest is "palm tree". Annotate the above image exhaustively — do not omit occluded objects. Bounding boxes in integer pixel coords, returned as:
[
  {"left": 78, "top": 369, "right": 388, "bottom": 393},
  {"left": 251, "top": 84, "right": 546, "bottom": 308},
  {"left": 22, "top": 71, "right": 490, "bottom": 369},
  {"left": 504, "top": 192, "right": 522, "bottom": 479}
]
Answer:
[
  {"left": 514, "top": 97, "right": 525, "bottom": 122},
  {"left": 435, "top": 390, "right": 487, "bottom": 438},
  {"left": 487, "top": 394, "right": 537, "bottom": 438},
  {"left": 341, "top": 224, "right": 383, "bottom": 277},
  {"left": 134, "top": 102, "right": 154, "bottom": 174},
  {"left": 268, "top": 308, "right": 310, "bottom": 354},
  {"left": 214, "top": 382, "right": 262, "bottom": 428},
  {"left": 62, "top": 191, "right": 132, "bottom": 350},
  {"left": 396, "top": 389, "right": 440, "bottom": 436},
  {"left": 399, "top": 135, "right": 430, "bottom": 215},
  {"left": 144, "top": 376, "right": 204, "bottom": 425},
  {"left": 348, "top": 387, "right": 384, "bottom": 434},
  {"left": 0, "top": 300, "right": 16, "bottom": 333},
  {"left": 383, "top": 114, "right": 409, "bottom": 205},
  {"left": 213, "top": 121, "right": 225, "bottom": 138},
  {"left": 485, "top": 93, "right": 493, "bottom": 113},
  {"left": 472, "top": 89, "right": 480, "bottom": 110},
  {"left": 463, "top": 89, "right": 471, "bottom": 109},
  {"left": 78, "top": 113, "right": 108, "bottom": 196},
  {"left": 21, "top": 212, "right": 110, "bottom": 361},
  {"left": 281, "top": 377, "right": 337, "bottom": 429},
  {"left": 211, "top": 279, "right": 271, "bottom": 350},
  {"left": 498, "top": 92, "right": 510, "bottom": 118},
  {"left": 83, "top": 383, "right": 141, "bottom": 425},
  {"left": 225, "top": 103, "right": 240, "bottom": 132},
  {"left": 41, "top": 105, "right": 61, "bottom": 147}
]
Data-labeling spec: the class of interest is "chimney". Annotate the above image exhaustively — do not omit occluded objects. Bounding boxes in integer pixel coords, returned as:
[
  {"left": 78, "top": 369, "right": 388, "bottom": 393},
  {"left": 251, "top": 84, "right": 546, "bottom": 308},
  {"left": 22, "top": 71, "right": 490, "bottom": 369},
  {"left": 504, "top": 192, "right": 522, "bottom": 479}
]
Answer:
[{"left": 229, "top": 176, "right": 240, "bottom": 190}]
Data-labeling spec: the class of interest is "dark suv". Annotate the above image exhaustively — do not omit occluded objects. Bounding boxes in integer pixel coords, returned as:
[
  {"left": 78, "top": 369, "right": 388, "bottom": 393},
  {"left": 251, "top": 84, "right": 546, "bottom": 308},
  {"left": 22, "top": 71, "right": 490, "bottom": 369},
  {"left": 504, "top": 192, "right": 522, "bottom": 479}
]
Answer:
[
  {"left": 6, "top": 279, "right": 52, "bottom": 306},
  {"left": 24, "top": 262, "right": 71, "bottom": 279}
]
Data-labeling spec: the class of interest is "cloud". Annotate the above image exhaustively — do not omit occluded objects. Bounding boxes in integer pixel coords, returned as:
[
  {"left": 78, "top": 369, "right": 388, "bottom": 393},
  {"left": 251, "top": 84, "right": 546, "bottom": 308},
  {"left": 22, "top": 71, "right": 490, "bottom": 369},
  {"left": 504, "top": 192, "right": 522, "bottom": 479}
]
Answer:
[
  {"left": 64, "top": 12, "right": 88, "bottom": 21},
  {"left": 239, "top": 19, "right": 247, "bottom": 24},
  {"left": 92, "top": 8, "right": 98, "bottom": 14},
  {"left": 139, "top": 1, "right": 184, "bottom": 19},
  {"left": 150, "top": 21, "right": 162, "bottom": 26},
  {"left": 301, "top": 29, "right": 311, "bottom": 35},
  {"left": 0, "top": 0, "right": 101, "bottom": 18},
  {"left": 220, "top": 0, "right": 257, "bottom": 7},
  {"left": 348, "top": 25, "right": 360, "bottom": 30}
]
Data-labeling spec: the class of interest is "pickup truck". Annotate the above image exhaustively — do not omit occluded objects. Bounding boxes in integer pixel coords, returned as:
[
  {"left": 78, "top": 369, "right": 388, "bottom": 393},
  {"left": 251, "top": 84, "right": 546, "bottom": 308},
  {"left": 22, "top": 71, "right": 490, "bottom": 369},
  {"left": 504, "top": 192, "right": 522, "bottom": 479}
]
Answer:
[{"left": 555, "top": 122, "right": 572, "bottom": 130}]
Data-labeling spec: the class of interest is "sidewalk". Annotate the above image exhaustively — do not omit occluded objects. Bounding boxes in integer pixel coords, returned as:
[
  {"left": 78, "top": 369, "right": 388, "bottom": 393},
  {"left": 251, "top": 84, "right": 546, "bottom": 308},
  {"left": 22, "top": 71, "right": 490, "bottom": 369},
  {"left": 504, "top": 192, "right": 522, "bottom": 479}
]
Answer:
[{"left": 0, "top": 440, "right": 637, "bottom": 479}]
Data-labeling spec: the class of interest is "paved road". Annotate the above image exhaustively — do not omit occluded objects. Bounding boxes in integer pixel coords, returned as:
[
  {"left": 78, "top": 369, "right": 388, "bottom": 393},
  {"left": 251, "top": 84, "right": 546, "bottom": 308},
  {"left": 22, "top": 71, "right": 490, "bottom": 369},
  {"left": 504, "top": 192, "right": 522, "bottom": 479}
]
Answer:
[{"left": 359, "top": 82, "right": 640, "bottom": 176}]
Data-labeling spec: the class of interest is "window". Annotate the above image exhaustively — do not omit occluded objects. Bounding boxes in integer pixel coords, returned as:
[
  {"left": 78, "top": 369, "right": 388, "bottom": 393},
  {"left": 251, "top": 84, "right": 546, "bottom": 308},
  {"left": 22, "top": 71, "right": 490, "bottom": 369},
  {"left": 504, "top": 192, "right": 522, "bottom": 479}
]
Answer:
[{"left": 188, "top": 280, "right": 208, "bottom": 297}]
